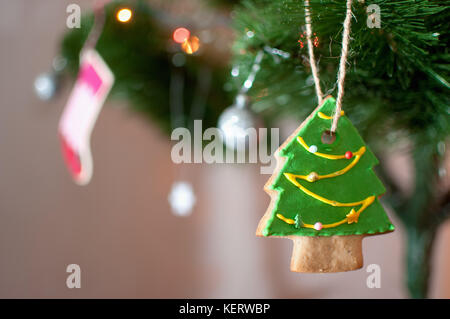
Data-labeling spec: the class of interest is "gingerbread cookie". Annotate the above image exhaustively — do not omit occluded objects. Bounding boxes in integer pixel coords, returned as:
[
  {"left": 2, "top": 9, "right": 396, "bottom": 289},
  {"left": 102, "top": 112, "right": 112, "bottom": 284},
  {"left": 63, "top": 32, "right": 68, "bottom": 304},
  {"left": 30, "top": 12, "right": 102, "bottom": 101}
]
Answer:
[{"left": 257, "top": 96, "right": 394, "bottom": 273}]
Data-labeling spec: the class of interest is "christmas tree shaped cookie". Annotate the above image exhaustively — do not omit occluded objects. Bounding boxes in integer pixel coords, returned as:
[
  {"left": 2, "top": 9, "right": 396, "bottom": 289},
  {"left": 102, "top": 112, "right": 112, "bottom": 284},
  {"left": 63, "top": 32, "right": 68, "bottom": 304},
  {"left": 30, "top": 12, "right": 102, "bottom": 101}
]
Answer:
[{"left": 257, "top": 96, "right": 394, "bottom": 272}]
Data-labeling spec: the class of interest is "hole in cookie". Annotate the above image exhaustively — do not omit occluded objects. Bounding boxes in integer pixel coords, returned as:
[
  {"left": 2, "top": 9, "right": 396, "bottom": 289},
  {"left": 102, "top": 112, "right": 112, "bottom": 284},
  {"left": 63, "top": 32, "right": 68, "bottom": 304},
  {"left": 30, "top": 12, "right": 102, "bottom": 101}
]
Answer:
[{"left": 321, "top": 130, "right": 336, "bottom": 144}]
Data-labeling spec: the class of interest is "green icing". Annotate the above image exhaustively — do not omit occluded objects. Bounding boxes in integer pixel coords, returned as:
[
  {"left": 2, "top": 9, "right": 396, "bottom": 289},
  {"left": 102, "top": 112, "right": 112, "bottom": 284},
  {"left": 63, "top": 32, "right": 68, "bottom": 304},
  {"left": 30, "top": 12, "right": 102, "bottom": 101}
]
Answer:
[{"left": 264, "top": 97, "right": 395, "bottom": 237}]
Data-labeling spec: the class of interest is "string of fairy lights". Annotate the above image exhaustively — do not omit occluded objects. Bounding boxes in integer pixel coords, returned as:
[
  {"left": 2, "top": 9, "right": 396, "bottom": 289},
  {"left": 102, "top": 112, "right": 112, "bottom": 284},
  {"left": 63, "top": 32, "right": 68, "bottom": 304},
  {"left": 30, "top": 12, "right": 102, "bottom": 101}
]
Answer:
[{"left": 118, "top": 7, "right": 201, "bottom": 54}]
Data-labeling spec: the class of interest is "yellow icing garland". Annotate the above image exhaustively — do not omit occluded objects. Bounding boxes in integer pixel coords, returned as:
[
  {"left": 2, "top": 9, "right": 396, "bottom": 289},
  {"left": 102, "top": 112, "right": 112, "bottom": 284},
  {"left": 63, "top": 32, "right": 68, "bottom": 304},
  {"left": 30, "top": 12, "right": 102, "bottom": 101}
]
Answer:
[
  {"left": 277, "top": 112, "right": 376, "bottom": 230},
  {"left": 276, "top": 213, "right": 295, "bottom": 225},
  {"left": 289, "top": 146, "right": 366, "bottom": 182},
  {"left": 318, "top": 110, "right": 344, "bottom": 120},
  {"left": 297, "top": 136, "right": 348, "bottom": 160},
  {"left": 279, "top": 173, "right": 375, "bottom": 227}
]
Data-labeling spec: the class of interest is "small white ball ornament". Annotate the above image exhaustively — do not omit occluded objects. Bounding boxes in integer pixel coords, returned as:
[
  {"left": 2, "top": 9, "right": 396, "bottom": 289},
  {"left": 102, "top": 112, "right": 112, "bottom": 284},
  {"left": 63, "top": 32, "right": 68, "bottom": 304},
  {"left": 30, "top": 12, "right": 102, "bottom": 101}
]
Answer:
[
  {"left": 168, "top": 181, "right": 196, "bottom": 217},
  {"left": 34, "top": 72, "right": 58, "bottom": 101},
  {"left": 33, "top": 56, "right": 67, "bottom": 101}
]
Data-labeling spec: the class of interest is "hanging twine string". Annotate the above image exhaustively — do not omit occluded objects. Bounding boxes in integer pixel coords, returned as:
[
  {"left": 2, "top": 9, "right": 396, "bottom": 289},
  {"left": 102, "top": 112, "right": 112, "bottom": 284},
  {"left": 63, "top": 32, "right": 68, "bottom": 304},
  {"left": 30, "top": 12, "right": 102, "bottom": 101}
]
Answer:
[
  {"left": 304, "top": 0, "right": 353, "bottom": 133},
  {"left": 82, "top": 0, "right": 111, "bottom": 51},
  {"left": 331, "top": 0, "right": 353, "bottom": 133},
  {"left": 304, "top": 0, "right": 323, "bottom": 105}
]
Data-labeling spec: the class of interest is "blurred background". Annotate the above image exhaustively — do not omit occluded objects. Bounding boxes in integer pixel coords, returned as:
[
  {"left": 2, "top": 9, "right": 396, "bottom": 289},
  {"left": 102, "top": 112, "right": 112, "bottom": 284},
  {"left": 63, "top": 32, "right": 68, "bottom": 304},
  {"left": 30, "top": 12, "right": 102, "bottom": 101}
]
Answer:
[{"left": 0, "top": 0, "right": 449, "bottom": 298}]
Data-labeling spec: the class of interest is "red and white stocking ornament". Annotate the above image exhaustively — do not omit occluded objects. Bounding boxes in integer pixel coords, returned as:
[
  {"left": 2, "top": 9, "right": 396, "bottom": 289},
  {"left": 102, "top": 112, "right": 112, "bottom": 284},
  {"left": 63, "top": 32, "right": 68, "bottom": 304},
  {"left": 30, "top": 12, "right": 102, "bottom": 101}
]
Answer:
[{"left": 58, "top": 49, "right": 114, "bottom": 185}]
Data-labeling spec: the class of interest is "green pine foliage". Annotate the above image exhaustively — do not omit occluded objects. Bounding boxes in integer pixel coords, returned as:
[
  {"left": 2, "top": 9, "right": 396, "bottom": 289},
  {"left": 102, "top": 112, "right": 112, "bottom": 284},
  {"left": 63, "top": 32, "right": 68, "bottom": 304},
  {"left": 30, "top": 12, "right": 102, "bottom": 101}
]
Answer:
[{"left": 230, "top": 0, "right": 449, "bottom": 146}]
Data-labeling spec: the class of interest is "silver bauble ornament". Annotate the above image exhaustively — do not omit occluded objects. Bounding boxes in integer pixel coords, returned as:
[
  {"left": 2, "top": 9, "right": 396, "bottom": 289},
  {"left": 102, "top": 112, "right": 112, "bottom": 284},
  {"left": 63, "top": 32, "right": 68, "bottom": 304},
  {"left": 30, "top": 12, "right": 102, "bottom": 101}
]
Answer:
[
  {"left": 34, "top": 72, "right": 58, "bottom": 101},
  {"left": 218, "top": 94, "right": 259, "bottom": 151}
]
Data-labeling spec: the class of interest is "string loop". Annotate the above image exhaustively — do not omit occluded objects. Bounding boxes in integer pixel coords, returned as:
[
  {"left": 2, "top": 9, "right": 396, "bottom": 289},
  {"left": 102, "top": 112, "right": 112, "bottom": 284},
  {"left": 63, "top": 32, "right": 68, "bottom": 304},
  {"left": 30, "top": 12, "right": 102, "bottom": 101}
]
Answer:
[
  {"left": 82, "top": 0, "right": 111, "bottom": 52},
  {"left": 304, "top": 0, "right": 353, "bottom": 133},
  {"left": 304, "top": 0, "right": 323, "bottom": 105}
]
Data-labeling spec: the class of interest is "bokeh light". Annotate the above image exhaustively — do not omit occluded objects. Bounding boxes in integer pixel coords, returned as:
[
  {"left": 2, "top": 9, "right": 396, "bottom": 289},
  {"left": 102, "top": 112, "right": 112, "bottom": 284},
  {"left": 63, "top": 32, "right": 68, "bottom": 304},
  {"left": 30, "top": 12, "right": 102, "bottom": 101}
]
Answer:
[
  {"left": 116, "top": 8, "right": 133, "bottom": 23},
  {"left": 173, "top": 27, "right": 191, "bottom": 44},
  {"left": 181, "top": 36, "right": 200, "bottom": 55}
]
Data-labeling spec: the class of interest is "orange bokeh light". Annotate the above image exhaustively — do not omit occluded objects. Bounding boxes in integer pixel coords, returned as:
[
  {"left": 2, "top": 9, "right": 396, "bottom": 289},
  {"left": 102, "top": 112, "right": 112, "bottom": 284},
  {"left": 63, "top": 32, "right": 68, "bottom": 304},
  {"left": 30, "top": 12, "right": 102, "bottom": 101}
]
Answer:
[{"left": 181, "top": 36, "right": 200, "bottom": 55}]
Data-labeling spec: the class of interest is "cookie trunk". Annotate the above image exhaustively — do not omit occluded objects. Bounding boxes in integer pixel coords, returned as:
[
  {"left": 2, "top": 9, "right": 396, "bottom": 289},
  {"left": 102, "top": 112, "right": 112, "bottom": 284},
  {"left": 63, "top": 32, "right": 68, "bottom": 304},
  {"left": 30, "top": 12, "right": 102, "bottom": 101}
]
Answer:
[{"left": 290, "top": 235, "right": 363, "bottom": 272}]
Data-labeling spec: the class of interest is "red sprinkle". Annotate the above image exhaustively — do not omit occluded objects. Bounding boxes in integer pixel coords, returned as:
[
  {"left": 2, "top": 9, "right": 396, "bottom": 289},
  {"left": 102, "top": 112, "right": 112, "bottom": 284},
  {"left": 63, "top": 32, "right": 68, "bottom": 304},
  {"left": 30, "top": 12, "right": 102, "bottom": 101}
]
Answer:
[{"left": 345, "top": 151, "right": 353, "bottom": 159}]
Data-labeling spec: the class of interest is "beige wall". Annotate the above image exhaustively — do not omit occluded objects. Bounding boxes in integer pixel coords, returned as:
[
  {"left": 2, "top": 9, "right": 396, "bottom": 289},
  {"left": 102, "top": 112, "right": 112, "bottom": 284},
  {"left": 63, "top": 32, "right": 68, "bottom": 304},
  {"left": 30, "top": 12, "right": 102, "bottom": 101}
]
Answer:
[{"left": 0, "top": 0, "right": 448, "bottom": 298}]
